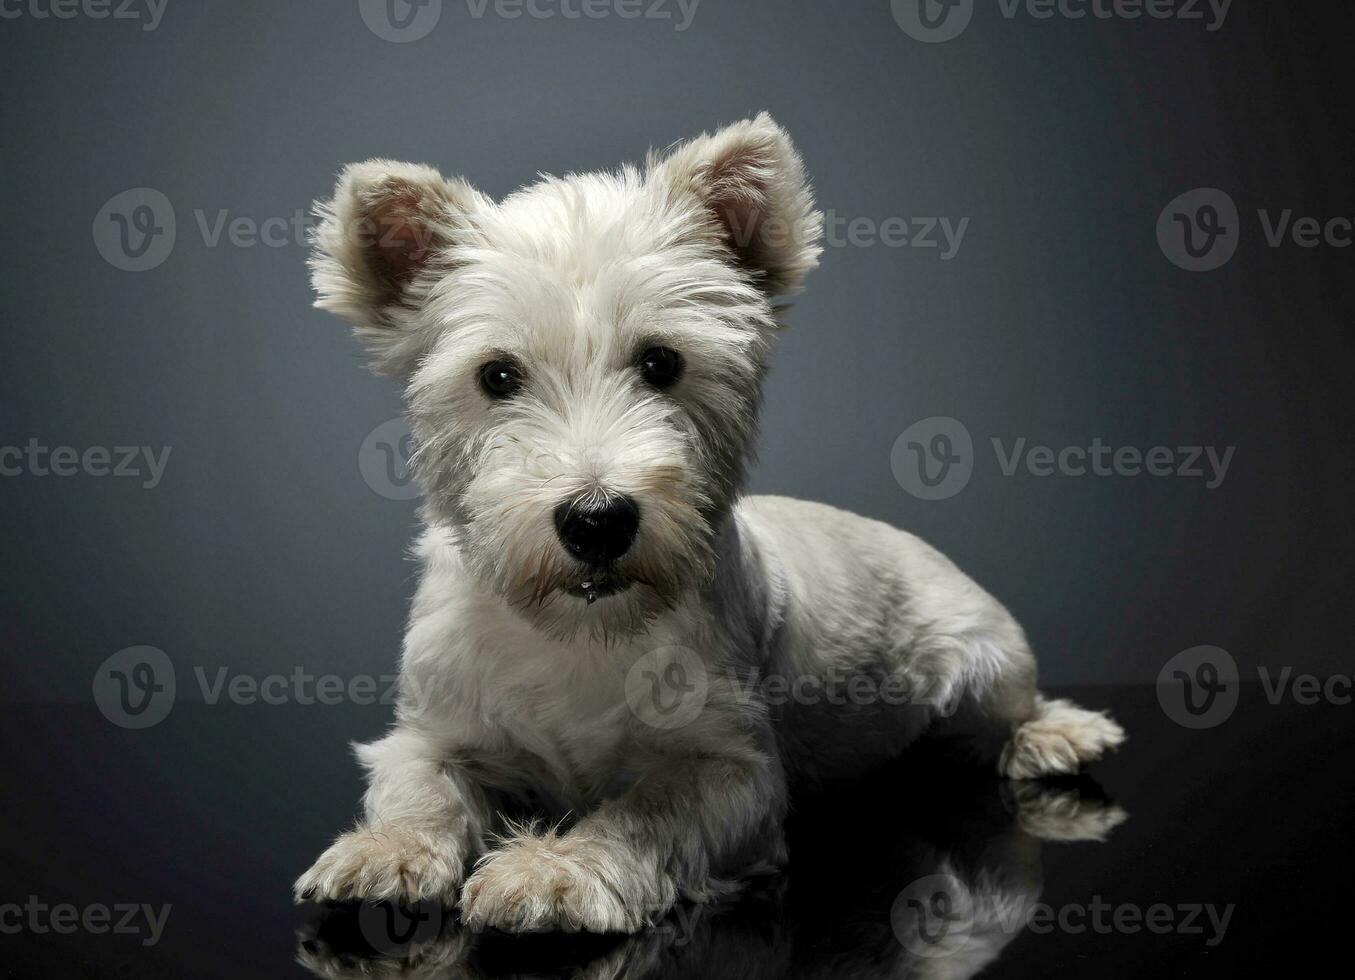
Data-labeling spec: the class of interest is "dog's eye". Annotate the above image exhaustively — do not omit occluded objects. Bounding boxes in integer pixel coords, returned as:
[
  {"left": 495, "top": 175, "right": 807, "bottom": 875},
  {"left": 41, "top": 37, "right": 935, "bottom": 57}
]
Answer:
[
  {"left": 478, "top": 360, "right": 523, "bottom": 399},
  {"left": 638, "top": 347, "right": 683, "bottom": 389}
]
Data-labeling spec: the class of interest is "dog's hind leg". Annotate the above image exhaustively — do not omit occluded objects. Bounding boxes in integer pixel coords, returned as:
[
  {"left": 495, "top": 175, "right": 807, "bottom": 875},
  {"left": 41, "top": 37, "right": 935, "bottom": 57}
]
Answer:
[
  {"left": 998, "top": 695, "right": 1126, "bottom": 779},
  {"left": 916, "top": 628, "right": 1124, "bottom": 779}
]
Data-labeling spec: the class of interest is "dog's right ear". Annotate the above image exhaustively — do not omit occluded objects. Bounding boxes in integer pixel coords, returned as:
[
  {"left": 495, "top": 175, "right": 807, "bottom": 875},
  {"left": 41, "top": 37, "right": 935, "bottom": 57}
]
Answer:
[{"left": 310, "top": 160, "right": 487, "bottom": 377}]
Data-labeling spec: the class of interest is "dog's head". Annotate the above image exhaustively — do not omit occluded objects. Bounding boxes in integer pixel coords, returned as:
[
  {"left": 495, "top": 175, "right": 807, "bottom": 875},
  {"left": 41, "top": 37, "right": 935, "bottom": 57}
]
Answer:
[{"left": 312, "top": 114, "right": 821, "bottom": 640}]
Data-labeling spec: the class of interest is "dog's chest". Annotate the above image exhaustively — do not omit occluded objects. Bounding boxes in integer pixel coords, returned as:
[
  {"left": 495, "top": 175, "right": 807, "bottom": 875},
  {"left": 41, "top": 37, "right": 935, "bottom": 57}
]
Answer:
[
  {"left": 423, "top": 583, "right": 706, "bottom": 804},
  {"left": 486, "top": 659, "right": 642, "bottom": 803}
]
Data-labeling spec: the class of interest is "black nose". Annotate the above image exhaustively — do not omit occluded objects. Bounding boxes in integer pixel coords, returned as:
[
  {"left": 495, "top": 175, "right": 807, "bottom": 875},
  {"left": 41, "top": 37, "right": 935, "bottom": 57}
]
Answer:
[{"left": 554, "top": 495, "right": 639, "bottom": 564}]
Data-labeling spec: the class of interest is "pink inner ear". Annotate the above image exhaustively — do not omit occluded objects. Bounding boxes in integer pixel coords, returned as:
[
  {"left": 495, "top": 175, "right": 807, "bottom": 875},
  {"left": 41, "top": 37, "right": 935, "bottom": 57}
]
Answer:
[
  {"left": 701, "top": 151, "right": 777, "bottom": 277},
  {"left": 713, "top": 195, "right": 765, "bottom": 252},
  {"left": 689, "top": 133, "right": 778, "bottom": 255},
  {"left": 375, "top": 217, "right": 429, "bottom": 281}
]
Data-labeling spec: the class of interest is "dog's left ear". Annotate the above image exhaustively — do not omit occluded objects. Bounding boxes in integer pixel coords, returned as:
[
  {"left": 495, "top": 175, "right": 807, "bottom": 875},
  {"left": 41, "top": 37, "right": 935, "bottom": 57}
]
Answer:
[{"left": 651, "top": 113, "right": 823, "bottom": 295}]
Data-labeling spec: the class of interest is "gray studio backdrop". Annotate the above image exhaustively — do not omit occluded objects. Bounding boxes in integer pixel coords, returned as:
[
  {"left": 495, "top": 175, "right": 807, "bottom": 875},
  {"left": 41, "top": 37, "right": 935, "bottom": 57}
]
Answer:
[{"left": 2, "top": 0, "right": 1351, "bottom": 703}]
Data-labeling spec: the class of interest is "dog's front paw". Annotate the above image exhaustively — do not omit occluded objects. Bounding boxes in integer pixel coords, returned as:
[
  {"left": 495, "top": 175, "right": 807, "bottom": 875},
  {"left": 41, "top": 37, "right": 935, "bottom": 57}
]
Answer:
[
  {"left": 460, "top": 833, "right": 657, "bottom": 935},
  {"left": 294, "top": 824, "right": 464, "bottom": 905}
]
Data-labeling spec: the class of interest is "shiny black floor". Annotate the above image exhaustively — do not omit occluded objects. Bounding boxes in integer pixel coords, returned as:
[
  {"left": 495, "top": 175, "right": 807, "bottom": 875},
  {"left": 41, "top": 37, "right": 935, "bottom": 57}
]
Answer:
[{"left": 2, "top": 684, "right": 1350, "bottom": 978}]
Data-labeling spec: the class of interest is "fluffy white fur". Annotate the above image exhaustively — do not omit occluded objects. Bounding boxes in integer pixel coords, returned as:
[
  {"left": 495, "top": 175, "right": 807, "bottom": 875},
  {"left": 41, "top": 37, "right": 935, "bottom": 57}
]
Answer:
[{"left": 294, "top": 114, "right": 1125, "bottom": 934}]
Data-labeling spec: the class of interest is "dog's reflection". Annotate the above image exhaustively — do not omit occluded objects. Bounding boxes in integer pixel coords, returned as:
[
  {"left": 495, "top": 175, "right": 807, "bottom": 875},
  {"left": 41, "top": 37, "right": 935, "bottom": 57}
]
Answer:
[{"left": 296, "top": 772, "right": 1126, "bottom": 980}]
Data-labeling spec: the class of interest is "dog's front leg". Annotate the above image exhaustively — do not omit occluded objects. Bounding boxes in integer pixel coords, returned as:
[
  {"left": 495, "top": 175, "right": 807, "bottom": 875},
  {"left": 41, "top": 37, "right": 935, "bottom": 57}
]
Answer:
[
  {"left": 295, "top": 727, "right": 491, "bottom": 905},
  {"left": 461, "top": 739, "right": 785, "bottom": 935}
]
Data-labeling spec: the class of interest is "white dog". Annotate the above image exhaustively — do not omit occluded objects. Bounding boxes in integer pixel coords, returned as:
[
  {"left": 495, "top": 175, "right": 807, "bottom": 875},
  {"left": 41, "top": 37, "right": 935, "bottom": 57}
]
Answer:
[{"left": 294, "top": 114, "right": 1125, "bottom": 935}]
